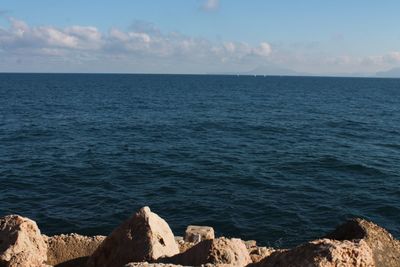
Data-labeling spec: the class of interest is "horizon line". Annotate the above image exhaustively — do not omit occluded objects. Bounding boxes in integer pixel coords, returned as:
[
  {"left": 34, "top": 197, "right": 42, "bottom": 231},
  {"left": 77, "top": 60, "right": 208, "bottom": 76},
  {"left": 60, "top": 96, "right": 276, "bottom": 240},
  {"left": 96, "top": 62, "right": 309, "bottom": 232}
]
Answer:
[{"left": 1, "top": 71, "right": 399, "bottom": 79}]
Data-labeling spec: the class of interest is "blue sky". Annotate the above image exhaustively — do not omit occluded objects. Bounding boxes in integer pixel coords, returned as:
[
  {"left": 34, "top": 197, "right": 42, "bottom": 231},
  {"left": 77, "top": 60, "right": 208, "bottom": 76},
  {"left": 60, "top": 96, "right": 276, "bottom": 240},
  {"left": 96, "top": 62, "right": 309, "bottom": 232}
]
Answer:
[{"left": 1, "top": 0, "right": 400, "bottom": 74}]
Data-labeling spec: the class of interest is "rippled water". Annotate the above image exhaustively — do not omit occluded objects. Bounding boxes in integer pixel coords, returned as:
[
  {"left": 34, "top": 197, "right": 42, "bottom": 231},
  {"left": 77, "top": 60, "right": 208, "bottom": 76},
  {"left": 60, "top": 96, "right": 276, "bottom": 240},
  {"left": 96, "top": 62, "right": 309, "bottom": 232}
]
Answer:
[{"left": 0, "top": 74, "right": 399, "bottom": 247}]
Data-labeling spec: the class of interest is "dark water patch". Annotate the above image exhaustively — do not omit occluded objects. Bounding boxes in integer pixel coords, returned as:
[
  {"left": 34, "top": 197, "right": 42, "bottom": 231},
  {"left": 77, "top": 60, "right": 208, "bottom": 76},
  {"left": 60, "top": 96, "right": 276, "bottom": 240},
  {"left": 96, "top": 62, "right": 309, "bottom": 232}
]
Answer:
[{"left": 0, "top": 74, "right": 399, "bottom": 247}]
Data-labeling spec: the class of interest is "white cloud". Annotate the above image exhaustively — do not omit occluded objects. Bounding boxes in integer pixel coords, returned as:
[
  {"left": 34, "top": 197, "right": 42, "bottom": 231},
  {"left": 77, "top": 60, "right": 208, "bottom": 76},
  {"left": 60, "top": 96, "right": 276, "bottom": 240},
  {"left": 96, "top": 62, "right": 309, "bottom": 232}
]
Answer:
[
  {"left": 325, "top": 55, "right": 352, "bottom": 65},
  {"left": 223, "top": 42, "right": 236, "bottom": 53},
  {"left": 252, "top": 42, "right": 272, "bottom": 57},
  {"left": 355, "top": 52, "right": 400, "bottom": 67},
  {"left": 0, "top": 17, "right": 274, "bottom": 73},
  {"left": 1, "top": 18, "right": 97, "bottom": 50},
  {"left": 66, "top": 26, "right": 102, "bottom": 47},
  {"left": 383, "top": 52, "right": 400, "bottom": 63},
  {"left": 201, "top": 0, "right": 219, "bottom": 12},
  {"left": 40, "top": 27, "right": 78, "bottom": 48},
  {"left": 3, "top": 18, "right": 399, "bottom": 75}
]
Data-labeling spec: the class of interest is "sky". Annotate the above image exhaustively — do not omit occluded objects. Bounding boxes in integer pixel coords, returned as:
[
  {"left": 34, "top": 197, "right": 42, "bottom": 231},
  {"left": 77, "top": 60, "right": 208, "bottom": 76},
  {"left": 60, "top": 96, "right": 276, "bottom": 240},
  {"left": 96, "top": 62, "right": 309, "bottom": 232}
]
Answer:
[{"left": 1, "top": 0, "right": 400, "bottom": 75}]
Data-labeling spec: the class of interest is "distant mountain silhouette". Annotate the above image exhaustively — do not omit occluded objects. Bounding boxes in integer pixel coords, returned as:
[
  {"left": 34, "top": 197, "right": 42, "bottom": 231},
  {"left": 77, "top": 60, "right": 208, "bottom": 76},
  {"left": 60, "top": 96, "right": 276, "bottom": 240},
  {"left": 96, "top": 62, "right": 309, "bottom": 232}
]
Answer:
[
  {"left": 376, "top": 67, "right": 400, "bottom": 78},
  {"left": 207, "top": 64, "right": 305, "bottom": 76},
  {"left": 211, "top": 65, "right": 400, "bottom": 78},
  {"left": 244, "top": 65, "right": 303, "bottom": 76}
]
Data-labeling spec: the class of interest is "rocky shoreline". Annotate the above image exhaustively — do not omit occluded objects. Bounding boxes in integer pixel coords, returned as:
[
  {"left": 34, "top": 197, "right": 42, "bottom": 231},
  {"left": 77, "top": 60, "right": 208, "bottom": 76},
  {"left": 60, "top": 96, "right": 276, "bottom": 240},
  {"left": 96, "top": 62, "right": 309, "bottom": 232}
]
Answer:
[{"left": 1, "top": 206, "right": 399, "bottom": 267}]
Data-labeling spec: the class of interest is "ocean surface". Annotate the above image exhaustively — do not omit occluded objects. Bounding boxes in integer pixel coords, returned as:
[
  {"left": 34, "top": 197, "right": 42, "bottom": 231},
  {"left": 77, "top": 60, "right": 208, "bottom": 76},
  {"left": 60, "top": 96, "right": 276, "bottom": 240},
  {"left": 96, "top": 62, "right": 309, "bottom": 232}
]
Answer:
[{"left": 0, "top": 73, "right": 399, "bottom": 247}]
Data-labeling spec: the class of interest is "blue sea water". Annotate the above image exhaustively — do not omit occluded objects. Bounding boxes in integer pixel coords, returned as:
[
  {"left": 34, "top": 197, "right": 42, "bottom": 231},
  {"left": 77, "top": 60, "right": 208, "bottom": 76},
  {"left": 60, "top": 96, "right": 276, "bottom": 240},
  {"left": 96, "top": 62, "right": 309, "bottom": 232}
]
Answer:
[{"left": 0, "top": 73, "right": 399, "bottom": 247}]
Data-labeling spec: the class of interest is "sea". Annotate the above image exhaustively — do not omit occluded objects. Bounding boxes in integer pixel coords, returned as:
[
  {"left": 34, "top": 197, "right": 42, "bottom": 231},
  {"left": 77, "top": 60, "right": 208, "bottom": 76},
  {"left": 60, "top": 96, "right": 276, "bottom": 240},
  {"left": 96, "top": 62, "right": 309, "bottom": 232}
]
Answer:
[{"left": 0, "top": 73, "right": 399, "bottom": 247}]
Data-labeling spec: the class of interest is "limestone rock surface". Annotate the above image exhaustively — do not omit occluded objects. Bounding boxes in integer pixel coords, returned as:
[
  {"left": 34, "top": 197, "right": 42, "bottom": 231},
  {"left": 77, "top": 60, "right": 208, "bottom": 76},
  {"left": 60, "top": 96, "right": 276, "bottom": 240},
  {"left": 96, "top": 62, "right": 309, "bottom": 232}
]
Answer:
[
  {"left": 44, "top": 233, "right": 105, "bottom": 267},
  {"left": 248, "top": 246, "right": 276, "bottom": 264},
  {"left": 124, "top": 263, "right": 183, "bottom": 267},
  {"left": 0, "top": 215, "right": 48, "bottom": 267},
  {"left": 175, "top": 239, "right": 195, "bottom": 254},
  {"left": 86, "top": 207, "right": 179, "bottom": 267},
  {"left": 163, "top": 237, "right": 251, "bottom": 266},
  {"left": 184, "top": 226, "right": 215, "bottom": 244},
  {"left": 326, "top": 218, "right": 400, "bottom": 267},
  {"left": 250, "top": 238, "right": 374, "bottom": 267}
]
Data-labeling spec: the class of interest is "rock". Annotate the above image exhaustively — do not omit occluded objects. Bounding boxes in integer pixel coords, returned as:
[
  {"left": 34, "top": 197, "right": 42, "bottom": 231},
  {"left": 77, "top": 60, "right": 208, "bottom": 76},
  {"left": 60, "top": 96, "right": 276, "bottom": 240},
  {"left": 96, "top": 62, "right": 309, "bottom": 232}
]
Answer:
[
  {"left": 242, "top": 240, "right": 276, "bottom": 264},
  {"left": 244, "top": 240, "right": 257, "bottom": 250},
  {"left": 124, "top": 263, "right": 183, "bottom": 267},
  {"left": 325, "top": 218, "right": 400, "bottom": 267},
  {"left": 184, "top": 226, "right": 215, "bottom": 244},
  {"left": 86, "top": 207, "right": 179, "bottom": 267},
  {"left": 44, "top": 233, "right": 105, "bottom": 267},
  {"left": 174, "top": 236, "right": 195, "bottom": 254},
  {"left": 162, "top": 237, "right": 251, "bottom": 266},
  {"left": 248, "top": 246, "right": 276, "bottom": 264},
  {"left": 250, "top": 238, "right": 374, "bottom": 267},
  {"left": 124, "top": 263, "right": 217, "bottom": 267},
  {"left": 175, "top": 236, "right": 194, "bottom": 253},
  {"left": 2, "top": 255, "right": 52, "bottom": 267},
  {"left": 174, "top": 236, "right": 183, "bottom": 242},
  {"left": 0, "top": 215, "right": 48, "bottom": 267},
  {"left": 175, "top": 239, "right": 194, "bottom": 254}
]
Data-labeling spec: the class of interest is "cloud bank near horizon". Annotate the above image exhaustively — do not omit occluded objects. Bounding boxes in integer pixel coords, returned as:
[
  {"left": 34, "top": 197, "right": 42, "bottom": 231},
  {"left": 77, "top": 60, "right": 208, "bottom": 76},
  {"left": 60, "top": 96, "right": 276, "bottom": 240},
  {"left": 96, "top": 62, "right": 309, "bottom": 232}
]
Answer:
[
  {"left": 0, "top": 17, "right": 400, "bottom": 74},
  {"left": 0, "top": 17, "right": 274, "bottom": 73}
]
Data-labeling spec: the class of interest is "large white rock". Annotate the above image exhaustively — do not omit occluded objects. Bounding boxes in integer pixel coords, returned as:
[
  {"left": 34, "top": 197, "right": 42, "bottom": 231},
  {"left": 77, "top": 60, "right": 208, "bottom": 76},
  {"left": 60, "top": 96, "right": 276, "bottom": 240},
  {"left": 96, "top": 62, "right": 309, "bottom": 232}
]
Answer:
[
  {"left": 86, "top": 207, "right": 179, "bottom": 267},
  {"left": 0, "top": 215, "right": 48, "bottom": 267}
]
